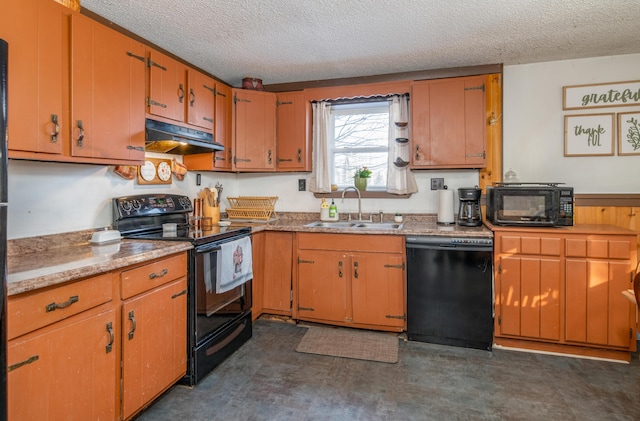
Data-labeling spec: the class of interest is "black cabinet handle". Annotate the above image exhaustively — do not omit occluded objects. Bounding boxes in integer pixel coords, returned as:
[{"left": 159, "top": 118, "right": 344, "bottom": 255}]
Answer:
[{"left": 45, "top": 295, "right": 79, "bottom": 312}]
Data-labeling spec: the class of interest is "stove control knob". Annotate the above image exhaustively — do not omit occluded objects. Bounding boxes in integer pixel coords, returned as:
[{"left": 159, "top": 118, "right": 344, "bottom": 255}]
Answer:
[
  {"left": 132, "top": 200, "right": 142, "bottom": 210},
  {"left": 121, "top": 201, "right": 132, "bottom": 212}
]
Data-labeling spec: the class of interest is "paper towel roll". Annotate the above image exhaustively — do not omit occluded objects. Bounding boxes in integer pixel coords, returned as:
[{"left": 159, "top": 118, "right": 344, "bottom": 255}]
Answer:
[{"left": 437, "top": 189, "right": 455, "bottom": 224}]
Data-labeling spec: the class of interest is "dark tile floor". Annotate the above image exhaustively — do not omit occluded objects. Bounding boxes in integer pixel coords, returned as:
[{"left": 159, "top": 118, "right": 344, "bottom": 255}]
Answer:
[{"left": 135, "top": 318, "right": 640, "bottom": 421}]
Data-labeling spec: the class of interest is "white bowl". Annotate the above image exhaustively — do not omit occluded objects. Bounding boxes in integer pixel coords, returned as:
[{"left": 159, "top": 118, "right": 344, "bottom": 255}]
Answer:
[{"left": 218, "top": 221, "right": 231, "bottom": 227}]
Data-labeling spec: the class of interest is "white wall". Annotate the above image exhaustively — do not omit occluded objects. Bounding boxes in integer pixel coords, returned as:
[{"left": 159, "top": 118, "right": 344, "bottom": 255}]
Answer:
[
  {"left": 7, "top": 157, "right": 238, "bottom": 239},
  {"left": 236, "top": 171, "right": 478, "bottom": 216},
  {"left": 503, "top": 53, "right": 640, "bottom": 193},
  {"left": 9, "top": 52, "right": 639, "bottom": 239},
  {"left": 7, "top": 157, "right": 478, "bottom": 239}
]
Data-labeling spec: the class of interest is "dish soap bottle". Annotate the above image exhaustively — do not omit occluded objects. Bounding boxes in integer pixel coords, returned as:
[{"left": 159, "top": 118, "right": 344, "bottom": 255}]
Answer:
[
  {"left": 329, "top": 199, "right": 338, "bottom": 220},
  {"left": 320, "top": 198, "right": 330, "bottom": 221}
]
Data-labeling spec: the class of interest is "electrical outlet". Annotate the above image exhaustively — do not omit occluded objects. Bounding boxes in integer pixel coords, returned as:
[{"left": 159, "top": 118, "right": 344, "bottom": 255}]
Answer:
[
  {"left": 431, "top": 178, "right": 444, "bottom": 190},
  {"left": 298, "top": 179, "right": 306, "bottom": 191}
]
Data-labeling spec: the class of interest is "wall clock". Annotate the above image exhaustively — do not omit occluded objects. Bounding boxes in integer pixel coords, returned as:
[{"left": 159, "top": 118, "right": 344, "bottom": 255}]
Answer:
[{"left": 137, "top": 158, "right": 173, "bottom": 185}]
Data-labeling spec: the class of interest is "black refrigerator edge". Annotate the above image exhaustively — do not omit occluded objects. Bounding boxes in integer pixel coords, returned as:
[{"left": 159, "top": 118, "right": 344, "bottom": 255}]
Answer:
[{"left": 0, "top": 37, "right": 8, "bottom": 421}]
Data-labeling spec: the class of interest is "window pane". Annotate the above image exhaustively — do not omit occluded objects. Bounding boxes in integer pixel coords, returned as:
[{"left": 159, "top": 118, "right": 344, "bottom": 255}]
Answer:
[
  {"left": 330, "top": 101, "right": 389, "bottom": 189},
  {"left": 335, "top": 152, "right": 387, "bottom": 188}
]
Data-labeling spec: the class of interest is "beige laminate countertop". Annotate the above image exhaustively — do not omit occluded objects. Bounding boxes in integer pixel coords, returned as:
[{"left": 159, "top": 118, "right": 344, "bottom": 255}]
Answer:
[
  {"left": 254, "top": 218, "right": 493, "bottom": 237},
  {"left": 7, "top": 233, "right": 193, "bottom": 296},
  {"left": 7, "top": 214, "right": 491, "bottom": 297}
]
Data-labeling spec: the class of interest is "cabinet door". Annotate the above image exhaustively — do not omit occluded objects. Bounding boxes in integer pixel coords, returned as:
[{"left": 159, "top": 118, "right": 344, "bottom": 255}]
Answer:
[
  {"left": 232, "top": 89, "right": 277, "bottom": 171},
  {"left": 263, "top": 232, "right": 293, "bottom": 314},
  {"left": 565, "top": 259, "right": 633, "bottom": 348},
  {"left": 276, "top": 91, "right": 309, "bottom": 171},
  {"left": 181, "top": 82, "right": 232, "bottom": 171},
  {"left": 147, "top": 49, "right": 187, "bottom": 122},
  {"left": 121, "top": 278, "right": 187, "bottom": 420},
  {"left": 496, "top": 255, "right": 561, "bottom": 340},
  {"left": 0, "top": 0, "right": 65, "bottom": 155},
  {"left": 351, "top": 253, "right": 405, "bottom": 328},
  {"left": 187, "top": 69, "right": 215, "bottom": 130},
  {"left": 410, "top": 76, "right": 486, "bottom": 168},
  {"left": 297, "top": 250, "right": 347, "bottom": 323},
  {"left": 214, "top": 83, "right": 233, "bottom": 169},
  {"left": 70, "top": 13, "right": 146, "bottom": 161},
  {"left": 7, "top": 307, "right": 117, "bottom": 421}
]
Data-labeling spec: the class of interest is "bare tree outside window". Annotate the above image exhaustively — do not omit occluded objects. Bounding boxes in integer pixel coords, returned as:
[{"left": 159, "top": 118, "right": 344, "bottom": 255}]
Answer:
[{"left": 330, "top": 102, "right": 389, "bottom": 189}]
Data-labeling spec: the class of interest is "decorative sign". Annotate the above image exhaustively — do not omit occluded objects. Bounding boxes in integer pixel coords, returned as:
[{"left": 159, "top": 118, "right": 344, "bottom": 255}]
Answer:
[
  {"left": 617, "top": 112, "right": 640, "bottom": 156},
  {"left": 563, "top": 80, "right": 640, "bottom": 110},
  {"left": 564, "top": 113, "right": 614, "bottom": 156},
  {"left": 137, "top": 158, "right": 173, "bottom": 185}
]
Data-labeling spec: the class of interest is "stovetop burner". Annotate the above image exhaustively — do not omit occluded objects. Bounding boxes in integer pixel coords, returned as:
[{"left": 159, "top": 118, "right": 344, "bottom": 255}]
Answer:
[
  {"left": 112, "top": 193, "right": 251, "bottom": 246},
  {"left": 125, "top": 225, "right": 252, "bottom": 245}
]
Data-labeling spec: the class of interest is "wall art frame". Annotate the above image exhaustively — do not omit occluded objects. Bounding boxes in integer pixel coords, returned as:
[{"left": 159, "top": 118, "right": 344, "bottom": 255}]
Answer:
[
  {"left": 617, "top": 112, "right": 640, "bottom": 156},
  {"left": 563, "top": 80, "right": 640, "bottom": 110},
  {"left": 564, "top": 113, "right": 615, "bottom": 157}
]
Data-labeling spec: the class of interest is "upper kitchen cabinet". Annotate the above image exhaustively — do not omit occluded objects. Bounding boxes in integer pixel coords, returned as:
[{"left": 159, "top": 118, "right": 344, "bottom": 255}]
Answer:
[
  {"left": 70, "top": 13, "right": 146, "bottom": 161},
  {"left": 276, "top": 91, "right": 311, "bottom": 171},
  {"left": 182, "top": 81, "right": 233, "bottom": 171},
  {"left": 186, "top": 69, "right": 215, "bottom": 131},
  {"left": 147, "top": 49, "right": 216, "bottom": 133},
  {"left": 232, "top": 89, "right": 277, "bottom": 172},
  {"left": 0, "top": 0, "right": 67, "bottom": 156},
  {"left": 147, "top": 48, "right": 188, "bottom": 123},
  {"left": 214, "top": 83, "right": 233, "bottom": 169},
  {"left": 411, "top": 75, "right": 487, "bottom": 169}
]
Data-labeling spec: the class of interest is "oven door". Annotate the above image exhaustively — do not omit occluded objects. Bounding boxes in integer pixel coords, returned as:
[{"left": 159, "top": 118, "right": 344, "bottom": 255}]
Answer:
[{"left": 193, "top": 241, "right": 252, "bottom": 345}]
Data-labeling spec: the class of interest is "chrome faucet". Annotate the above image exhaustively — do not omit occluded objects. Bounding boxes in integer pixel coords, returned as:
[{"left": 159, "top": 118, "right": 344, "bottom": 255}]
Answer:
[{"left": 341, "top": 186, "right": 363, "bottom": 221}]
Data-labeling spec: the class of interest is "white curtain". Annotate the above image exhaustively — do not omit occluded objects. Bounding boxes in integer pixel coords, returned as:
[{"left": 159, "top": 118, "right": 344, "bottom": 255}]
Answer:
[
  {"left": 309, "top": 101, "right": 332, "bottom": 193},
  {"left": 387, "top": 94, "right": 418, "bottom": 194}
]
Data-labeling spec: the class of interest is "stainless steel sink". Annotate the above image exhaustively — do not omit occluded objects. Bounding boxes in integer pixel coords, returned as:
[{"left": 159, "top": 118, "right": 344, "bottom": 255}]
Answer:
[
  {"left": 352, "top": 222, "right": 403, "bottom": 229},
  {"left": 304, "top": 221, "right": 403, "bottom": 230}
]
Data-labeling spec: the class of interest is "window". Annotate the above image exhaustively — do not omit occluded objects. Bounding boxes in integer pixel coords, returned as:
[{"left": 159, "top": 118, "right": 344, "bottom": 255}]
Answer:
[{"left": 329, "top": 101, "right": 389, "bottom": 190}]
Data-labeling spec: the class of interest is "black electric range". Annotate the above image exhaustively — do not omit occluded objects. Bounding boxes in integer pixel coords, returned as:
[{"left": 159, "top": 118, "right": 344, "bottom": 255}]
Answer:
[{"left": 113, "top": 193, "right": 254, "bottom": 386}]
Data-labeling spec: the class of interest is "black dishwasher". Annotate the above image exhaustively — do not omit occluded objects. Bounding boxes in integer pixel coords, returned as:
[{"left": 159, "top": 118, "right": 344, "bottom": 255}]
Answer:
[{"left": 406, "top": 236, "right": 494, "bottom": 351}]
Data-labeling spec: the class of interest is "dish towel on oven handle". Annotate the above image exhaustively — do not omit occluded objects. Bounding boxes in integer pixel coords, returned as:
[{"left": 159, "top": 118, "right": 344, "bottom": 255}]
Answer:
[{"left": 217, "top": 236, "right": 253, "bottom": 293}]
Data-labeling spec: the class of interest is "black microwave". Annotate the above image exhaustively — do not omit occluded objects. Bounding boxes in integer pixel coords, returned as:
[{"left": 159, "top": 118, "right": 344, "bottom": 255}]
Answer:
[{"left": 486, "top": 183, "right": 574, "bottom": 227}]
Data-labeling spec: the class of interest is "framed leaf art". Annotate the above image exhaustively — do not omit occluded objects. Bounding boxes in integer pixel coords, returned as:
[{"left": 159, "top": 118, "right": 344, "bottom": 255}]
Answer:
[{"left": 617, "top": 112, "right": 640, "bottom": 156}]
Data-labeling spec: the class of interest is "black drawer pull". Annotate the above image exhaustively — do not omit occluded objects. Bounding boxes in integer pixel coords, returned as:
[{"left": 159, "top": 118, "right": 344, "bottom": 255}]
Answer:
[
  {"left": 45, "top": 295, "right": 79, "bottom": 312},
  {"left": 172, "top": 289, "right": 187, "bottom": 299},
  {"left": 8, "top": 355, "right": 39, "bottom": 372},
  {"left": 149, "top": 268, "right": 168, "bottom": 279}
]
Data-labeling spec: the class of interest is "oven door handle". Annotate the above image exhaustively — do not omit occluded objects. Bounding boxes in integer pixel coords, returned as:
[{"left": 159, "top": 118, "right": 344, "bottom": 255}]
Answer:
[{"left": 196, "top": 244, "right": 222, "bottom": 253}]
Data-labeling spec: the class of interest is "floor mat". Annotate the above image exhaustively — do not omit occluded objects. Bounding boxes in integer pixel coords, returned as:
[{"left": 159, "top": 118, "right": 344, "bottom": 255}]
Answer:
[{"left": 295, "top": 326, "right": 398, "bottom": 363}]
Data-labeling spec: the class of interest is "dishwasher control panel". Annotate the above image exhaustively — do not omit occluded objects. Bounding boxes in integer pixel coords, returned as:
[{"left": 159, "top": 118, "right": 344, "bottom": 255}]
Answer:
[{"left": 406, "top": 236, "right": 493, "bottom": 248}]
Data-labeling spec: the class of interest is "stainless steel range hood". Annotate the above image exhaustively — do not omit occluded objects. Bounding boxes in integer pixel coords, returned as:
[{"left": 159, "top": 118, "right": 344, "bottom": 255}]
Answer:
[{"left": 145, "top": 119, "right": 224, "bottom": 155}]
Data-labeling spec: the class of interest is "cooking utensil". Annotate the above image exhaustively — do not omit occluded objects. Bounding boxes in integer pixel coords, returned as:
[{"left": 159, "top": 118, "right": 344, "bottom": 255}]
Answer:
[{"left": 215, "top": 182, "right": 223, "bottom": 207}]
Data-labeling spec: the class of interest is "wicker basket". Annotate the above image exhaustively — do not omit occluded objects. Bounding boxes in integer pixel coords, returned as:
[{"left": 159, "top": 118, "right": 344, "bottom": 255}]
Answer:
[{"left": 226, "top": 196, "right": 278, "bottom": 221}]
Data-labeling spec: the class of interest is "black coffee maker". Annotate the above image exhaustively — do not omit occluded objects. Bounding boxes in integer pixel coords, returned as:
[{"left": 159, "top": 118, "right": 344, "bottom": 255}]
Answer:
[{"left": 457, "top": 187, "right": 483, "bottom": 226}]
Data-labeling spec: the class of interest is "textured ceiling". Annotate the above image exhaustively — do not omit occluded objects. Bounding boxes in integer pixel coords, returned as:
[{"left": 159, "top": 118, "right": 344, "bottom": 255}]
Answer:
[{"left": 80, "top": 0, "right": 640, "bottom": 88}]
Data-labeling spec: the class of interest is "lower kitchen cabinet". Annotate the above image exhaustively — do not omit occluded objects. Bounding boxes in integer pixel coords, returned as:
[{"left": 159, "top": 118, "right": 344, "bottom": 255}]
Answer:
[
  {"left": 262, "top": 231, "right": 294, "bottom": 315},
  {"left": 495, "top": 234, "right": 562, "bottom": 341},
  {"left": 6, "top": 252, "right": 188, "bottom": 420},
  {"left": 493, "top": 225, "right": 637, "bottom": 361},
  {"left": 7, "top": 272, "right": 119, "bottom": 421},
  {"left": 120, "top": 253, "right": 188, "bottom": 420},
  {"left": 564, "top": 236, "right": 636, "bottom": 348},
  {"left": 296, "top": 233, "right": 405, "bottom": 332}
]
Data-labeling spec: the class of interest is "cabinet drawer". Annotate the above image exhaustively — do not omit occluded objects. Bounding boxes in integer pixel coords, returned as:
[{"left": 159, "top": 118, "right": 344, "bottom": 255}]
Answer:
[
  {"left": 566, "top": 237, "right": 633, "bottom": 259},
  {"left": 297, "top": 233, "right": 404, "bottom": 253},
  {"left": 8, "top": 272, "right": 116, "bottom": 340},
  {"left": 500, "top": 235, "right": 561, "bottom": 256},
  {"left": 121, "top": 253, "right": 187, "bottom": 299}
]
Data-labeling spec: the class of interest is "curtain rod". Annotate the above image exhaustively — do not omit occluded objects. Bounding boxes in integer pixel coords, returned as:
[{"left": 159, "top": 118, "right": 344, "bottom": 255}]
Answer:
[{"left": 311, "top": 93, "right": 410, "bottom": 105}]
